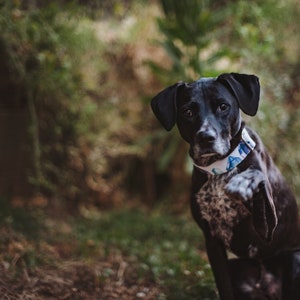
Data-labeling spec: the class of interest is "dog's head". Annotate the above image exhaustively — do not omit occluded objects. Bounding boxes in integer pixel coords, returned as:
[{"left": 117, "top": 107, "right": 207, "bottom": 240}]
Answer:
[{"left": 151, "top": 73, "right": 260, "bottom": 166}]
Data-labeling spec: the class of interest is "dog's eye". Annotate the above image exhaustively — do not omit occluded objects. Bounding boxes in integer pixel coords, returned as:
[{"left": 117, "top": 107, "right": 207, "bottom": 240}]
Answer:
[
  {"left": 183, "top": 109, "right": 193, "bottom": 118},
  {"left": 218, "top": 103, "right": 229, "bottom": 112}
]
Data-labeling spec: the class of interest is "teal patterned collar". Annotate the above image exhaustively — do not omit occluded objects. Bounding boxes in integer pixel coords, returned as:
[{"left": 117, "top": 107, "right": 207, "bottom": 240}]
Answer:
[{"left": 193, "top": 128, "right": 256, "bottom": 176}]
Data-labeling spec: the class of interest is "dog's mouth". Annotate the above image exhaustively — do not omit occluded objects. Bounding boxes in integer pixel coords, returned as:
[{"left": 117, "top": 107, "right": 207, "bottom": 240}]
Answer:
[
  {"left": 200, "top": 153, "right": 218, "bottom": 158},
  {"left": 190, "top": 140, "right": 231, "bottom": 166},
  {"left": 190, "top": 150, "right": 224, "bottom": 167}
]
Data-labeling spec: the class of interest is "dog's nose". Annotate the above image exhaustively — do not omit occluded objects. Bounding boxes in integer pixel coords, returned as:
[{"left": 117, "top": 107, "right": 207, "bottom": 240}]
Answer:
[{"left": 197, "top": 130, "right": 216, "bottom": 144}]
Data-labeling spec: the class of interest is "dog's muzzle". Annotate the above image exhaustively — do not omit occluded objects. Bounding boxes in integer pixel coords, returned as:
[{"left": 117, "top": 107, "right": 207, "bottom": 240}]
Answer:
[{"left": 193, "top": 128, "right": 256, "bottom": 175}]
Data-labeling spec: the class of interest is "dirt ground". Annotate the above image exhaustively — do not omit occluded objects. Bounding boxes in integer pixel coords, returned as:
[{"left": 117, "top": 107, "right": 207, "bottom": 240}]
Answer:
[{"left": 0, "top": 256, "right": 164, "bottom": 300}]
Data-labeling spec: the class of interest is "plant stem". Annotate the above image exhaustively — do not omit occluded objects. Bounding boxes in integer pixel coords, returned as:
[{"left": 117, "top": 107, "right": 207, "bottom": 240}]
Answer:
[{"left": 27, "top": 90, "right": 42, "bottom": 191}]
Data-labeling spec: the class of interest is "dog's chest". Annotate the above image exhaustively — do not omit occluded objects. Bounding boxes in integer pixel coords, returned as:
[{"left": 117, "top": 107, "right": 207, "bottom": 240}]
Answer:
[{"left": 196, "top": 172, "right": 250, "bottom": 248}]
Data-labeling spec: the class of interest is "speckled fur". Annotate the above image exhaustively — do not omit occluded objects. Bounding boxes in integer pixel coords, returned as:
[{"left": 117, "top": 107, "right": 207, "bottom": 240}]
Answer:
[{"left": 196, "top": 170, "right": 250, "bottom": 248}]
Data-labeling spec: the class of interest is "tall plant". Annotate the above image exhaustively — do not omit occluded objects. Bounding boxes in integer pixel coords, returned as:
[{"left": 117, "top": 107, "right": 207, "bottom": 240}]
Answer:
[
  {"left": 152, "top": 0, "right": 232, "bottom": 83},
  {"left": 145, "top": 0, "right": 235, "bottom": 205}
]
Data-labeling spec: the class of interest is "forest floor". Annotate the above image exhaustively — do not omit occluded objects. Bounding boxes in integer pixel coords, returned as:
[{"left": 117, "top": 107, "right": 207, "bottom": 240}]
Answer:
[
  {"left": 0, "top": 201, "right": 217, "bottom": 300},
  {"left": 0, "top": 252, "right": 163, "bottom": 299}
]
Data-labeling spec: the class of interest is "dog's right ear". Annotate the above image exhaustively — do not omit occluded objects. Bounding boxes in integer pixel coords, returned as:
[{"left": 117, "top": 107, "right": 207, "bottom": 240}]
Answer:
[{"left": 151, "top": 82, "right": 184, "bottom": 131}]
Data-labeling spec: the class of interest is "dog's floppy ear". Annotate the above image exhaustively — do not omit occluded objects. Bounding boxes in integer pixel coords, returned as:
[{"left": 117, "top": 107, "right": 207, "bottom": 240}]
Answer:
[
  {"left": 151, "top": 82, "right": 184, "bottom": 131},
  {"left": 217, "top": 73, "right": 260, "bottom": 116}
]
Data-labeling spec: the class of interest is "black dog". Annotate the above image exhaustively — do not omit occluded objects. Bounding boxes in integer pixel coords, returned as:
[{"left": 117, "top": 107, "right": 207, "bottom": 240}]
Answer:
[{"left": 151, "top": 73, "right": 300, "bottom": 299}]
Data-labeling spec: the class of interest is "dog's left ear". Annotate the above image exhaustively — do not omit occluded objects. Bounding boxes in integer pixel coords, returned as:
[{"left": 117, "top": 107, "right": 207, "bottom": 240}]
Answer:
[
  {"left": 151, "top": 82, "right": 184, "bottom": 131},
  {"left": 217, "top": 73, "right": 260, "bottom": 116}
]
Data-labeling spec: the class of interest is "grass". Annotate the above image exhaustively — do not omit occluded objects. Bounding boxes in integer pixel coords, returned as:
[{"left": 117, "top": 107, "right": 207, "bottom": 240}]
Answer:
[
  {"left": 73, "top": 209, "right": 217, "bottom": 299},
  {"left": 0, "top": 200, "right": 217, "bottom": 299}
]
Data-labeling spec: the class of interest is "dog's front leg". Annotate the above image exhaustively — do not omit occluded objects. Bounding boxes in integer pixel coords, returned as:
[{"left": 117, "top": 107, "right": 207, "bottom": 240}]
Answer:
[
  {"left": 225, "top": 169, "right": 264, "bottom": 205},
  {"left": 191, "top": 186, "right": 235, "bottom": 299},
  {"left": 225, "top": 169, "right": 277, "bottom": 242},
  {"left": 204, "top": 232, "right": 235, "bottom": 300}
]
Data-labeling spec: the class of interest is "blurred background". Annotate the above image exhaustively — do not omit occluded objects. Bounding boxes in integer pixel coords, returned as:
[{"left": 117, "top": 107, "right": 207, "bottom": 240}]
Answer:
[{"left": 0, "top": 0, "right": 299, "bottom": 299}]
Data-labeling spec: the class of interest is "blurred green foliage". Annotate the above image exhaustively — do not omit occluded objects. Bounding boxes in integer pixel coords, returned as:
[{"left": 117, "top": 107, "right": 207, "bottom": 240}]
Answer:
[
  {"left": 151, "top": 0, "right": 233, "bottom": 82},
  {"left": 0, "top": 1, "right": 104, "bottom": 200}
]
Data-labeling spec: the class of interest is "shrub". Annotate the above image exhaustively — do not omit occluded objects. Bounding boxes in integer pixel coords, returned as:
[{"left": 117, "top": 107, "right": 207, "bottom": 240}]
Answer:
[{"left": 0, "top": 1, "right": 104, "bottom": 201}]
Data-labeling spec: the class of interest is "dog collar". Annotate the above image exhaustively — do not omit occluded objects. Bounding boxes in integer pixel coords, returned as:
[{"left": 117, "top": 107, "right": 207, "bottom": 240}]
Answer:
[{"left": 193, "top": 128, "right": 256, "bottom": 175}]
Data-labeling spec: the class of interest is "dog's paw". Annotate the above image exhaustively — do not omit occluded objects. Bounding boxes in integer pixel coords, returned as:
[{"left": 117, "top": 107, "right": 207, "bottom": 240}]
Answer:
[{"left": 225, "top": 169, "right": 264, "bottom": 204}]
